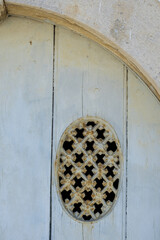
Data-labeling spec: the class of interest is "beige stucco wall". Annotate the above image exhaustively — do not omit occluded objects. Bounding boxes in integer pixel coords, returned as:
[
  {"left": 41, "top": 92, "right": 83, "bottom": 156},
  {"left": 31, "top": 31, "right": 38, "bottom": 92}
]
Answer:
[{"left": 1, "top": 0, "right": 160, "bottom": 97}]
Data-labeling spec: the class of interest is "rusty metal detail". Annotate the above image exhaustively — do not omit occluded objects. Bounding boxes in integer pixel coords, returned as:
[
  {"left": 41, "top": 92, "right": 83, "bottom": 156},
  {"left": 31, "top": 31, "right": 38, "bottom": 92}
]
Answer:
[{"left": 56, "top": 117, "right": 122, "bottom": 222}]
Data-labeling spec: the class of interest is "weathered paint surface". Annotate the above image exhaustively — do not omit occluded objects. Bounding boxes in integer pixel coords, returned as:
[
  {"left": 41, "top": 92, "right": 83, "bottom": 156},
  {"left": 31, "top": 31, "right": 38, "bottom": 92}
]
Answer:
[
  {"left": 51, "top": 26, "right": 125, "bottom": 240},
  {"left": 127, "top": 70, "right": 160, "bottom": 240},
  {"left": 0, "top": 17, "right": 53, "bottom": 239},
  {"left": 0, "top": 17, "right": 160, "bottom": 240}
]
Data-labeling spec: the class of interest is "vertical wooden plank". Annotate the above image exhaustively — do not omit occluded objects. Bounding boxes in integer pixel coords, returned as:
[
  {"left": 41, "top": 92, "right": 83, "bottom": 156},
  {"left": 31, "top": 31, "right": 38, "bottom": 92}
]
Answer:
[
  {"left": 127, "top": 70, "right": 160, "bottom": 240},
  {"left": 82, "top": 35, "right": 125, "bottom": 240},
  {"left": 52, "top": 26, "right": 125, "bottom": 240},
  {"left": 0, "top": 17, "right": 53, "bottom": 240},
  {"left": 51, "top": 26, "right": 85, "bottom": 240}
]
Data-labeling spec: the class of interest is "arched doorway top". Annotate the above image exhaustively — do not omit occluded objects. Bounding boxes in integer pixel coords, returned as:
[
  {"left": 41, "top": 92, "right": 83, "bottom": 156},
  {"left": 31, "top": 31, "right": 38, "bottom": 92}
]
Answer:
[{"left": 1, "top": 1, "right": 160, "bottom": 100}]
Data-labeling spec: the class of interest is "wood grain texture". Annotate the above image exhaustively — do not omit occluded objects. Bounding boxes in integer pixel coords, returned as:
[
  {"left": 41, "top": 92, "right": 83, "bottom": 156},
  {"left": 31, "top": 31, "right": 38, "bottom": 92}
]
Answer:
[
  {"left": 127, "top": 70, "right": 160, "bottom": 240},
  {"left": 0, "top": 17, "right": 160, "bottom": 240},
  {"left": 0, "top": 17, "right": 53, "bottom": 240},
  {"left": 51, "top": 26, "right": 125, "bottom": 240},
  {"left": 51, "top": 26, "right": 84, "bottom": 240}
]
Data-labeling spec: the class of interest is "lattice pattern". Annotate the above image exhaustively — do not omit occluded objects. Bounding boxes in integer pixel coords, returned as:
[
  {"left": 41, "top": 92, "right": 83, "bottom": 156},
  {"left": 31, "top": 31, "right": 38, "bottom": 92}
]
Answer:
[{"left": 56, "top": 117, "right": 122, "bottom": 222}]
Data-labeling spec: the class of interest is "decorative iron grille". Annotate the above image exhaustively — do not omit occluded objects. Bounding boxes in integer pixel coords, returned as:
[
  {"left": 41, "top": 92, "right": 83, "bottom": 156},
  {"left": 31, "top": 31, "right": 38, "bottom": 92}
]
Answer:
[{"left": 56, "top": 117, "right": 122, "bottom": 222}]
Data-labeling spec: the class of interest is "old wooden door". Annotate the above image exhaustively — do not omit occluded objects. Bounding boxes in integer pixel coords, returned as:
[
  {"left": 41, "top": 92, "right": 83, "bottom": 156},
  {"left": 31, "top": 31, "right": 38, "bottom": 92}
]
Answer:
[{"left": 0, "top": 17, "right": 160, "bottom": 240}]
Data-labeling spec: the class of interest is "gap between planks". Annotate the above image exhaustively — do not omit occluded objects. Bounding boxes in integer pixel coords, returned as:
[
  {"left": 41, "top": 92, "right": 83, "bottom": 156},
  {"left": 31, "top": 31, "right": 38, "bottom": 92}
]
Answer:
[{"left": 49, "top": 24, "right": 56, "bottom": 240}]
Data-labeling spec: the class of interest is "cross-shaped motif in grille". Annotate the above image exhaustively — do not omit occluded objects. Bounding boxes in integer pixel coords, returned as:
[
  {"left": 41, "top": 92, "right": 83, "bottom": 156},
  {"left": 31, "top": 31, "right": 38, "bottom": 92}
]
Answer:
[{"left": 56, "top": 117, "right": 122, "bottom": 222}]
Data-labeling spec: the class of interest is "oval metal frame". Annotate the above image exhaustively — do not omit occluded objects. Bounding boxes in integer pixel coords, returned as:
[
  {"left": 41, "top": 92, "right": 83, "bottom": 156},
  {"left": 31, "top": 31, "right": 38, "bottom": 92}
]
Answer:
[{"left": 55, "top": 116, "right": 123, "bottom": 223}]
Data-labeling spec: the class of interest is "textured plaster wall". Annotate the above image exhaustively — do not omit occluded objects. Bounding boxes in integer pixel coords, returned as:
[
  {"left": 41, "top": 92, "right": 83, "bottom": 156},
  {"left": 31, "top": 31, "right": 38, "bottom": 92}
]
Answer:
[{"left": 4, "top": 0, "right": 160, "bottom": 92}]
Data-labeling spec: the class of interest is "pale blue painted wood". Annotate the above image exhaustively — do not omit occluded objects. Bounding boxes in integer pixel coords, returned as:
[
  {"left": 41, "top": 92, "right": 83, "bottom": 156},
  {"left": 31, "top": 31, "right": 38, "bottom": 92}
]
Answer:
[
  {"left": 1, "top": 17, "right": 159, "bottom": 240},
  {"left": 51, "top": 26, "right": 125, "bottom": 240},
  {"left": 51, "top": 26, "right": 84, "bottom": 240},
  {"left": 127, "top": 70, "right": 160, "bottom": 240},
  {"left": 0, "top": 17, "right": 53, "bottom": 240},
  {"left": 82, "top": 29, "right": 125, "bottom": 240}
]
